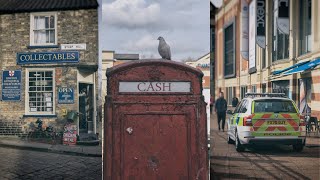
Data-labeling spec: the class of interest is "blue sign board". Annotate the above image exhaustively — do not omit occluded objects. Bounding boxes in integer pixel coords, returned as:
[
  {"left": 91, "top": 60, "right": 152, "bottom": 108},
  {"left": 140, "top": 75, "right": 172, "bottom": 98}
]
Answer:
[
  {"left": 17, "top": 51, "right": 79, "bottom": 64},
  {"left": 58, "top": 87, "right": 74, "bottom": 104},
  {"left": 2, "top": 70, "right": 21, "bottom": 101}
]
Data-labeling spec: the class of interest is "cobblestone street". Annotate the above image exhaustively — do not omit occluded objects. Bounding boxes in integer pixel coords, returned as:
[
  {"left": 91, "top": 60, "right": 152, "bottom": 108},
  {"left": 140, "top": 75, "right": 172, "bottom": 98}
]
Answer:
[
  {"left": 210, "top": 114, "right": 320, "bottom": 180},
  {"left": 0, "top": 147, "right": 102, "bottom": 180}
]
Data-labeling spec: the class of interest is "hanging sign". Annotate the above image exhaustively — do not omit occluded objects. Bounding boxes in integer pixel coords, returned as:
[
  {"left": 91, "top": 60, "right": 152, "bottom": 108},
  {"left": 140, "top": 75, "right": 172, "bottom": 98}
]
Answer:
[
  {"left": 256, "top": 0, "right": 266, "bottom": 48},
  {"left": 240, "top": 0, "right": 249, "bottom": 60},
  {"left": 249, "top": 0, "right": 256, "bottom": 73},
  {"left": 17, "top": 51, "right": 79, "bottom": 64},
  {"left": 2, "top": 70, "right": 21, "bottom": 101}
]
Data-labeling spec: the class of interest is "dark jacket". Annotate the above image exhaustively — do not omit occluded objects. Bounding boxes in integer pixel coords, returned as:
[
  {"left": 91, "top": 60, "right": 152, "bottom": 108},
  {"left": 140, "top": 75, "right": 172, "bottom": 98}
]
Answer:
[
  {"left": 232, "top": 98, "right": 239, "bottom": 107},
  {"left": 215, "top": 97, "right": 227, "bottom": 113}
]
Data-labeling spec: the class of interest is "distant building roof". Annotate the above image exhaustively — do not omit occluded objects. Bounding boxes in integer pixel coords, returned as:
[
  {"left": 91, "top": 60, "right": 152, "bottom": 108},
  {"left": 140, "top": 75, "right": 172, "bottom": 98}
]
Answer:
[
  {"left": 114, "top": 54, "right": 139, "bottom": 61},
  {"left": 0, "top": 0, "right": 98, "bottom": 14}
]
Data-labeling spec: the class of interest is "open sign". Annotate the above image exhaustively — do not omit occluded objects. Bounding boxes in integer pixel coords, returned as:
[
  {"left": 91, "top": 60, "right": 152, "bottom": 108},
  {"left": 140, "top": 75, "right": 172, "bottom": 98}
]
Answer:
[{"left": 58, "top": 87, "right": 74, "bottom": 104}]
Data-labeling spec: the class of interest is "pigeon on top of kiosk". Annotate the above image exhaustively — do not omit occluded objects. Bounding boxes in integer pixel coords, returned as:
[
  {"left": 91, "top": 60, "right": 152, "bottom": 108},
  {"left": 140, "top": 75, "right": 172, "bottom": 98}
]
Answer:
[{"left": 157, "top": 36, "right": 171, "bottom": 60}]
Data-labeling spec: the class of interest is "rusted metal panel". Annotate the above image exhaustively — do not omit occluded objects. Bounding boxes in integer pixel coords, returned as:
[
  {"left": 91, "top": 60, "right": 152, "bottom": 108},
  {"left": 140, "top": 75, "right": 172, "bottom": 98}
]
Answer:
[{"left": 104, "top": 59, "right": 208, "bottom": 180}]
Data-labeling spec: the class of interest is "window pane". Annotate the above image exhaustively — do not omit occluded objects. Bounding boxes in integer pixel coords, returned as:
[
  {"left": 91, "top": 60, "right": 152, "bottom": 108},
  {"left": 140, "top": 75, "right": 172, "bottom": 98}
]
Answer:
[
  {"left": 299, "top": 0, "right": 312, "bottom": 55},
  {"left": 224, "top": 23, "right": 234, "bottom": 76},
  {"left": 50, "top": 16, "right": 55, "bottom": 28},
  {"left": 45, "top": 16, "right": 49, "bottom": 29},
  {"left": 49, "top": 30, "right": 55, "bottom": 43},
  {"left": 33, "top": 14, "right": 55, "bottom": 45},
  {"left": 28, "top": 71, "right": 54, "bottom": 113}
]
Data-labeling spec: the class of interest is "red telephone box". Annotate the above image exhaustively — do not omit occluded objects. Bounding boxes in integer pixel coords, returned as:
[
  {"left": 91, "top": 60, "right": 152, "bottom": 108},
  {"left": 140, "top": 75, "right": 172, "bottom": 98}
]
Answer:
[{"left": 104, "top": 60, "right": 208, "bottom": 180}]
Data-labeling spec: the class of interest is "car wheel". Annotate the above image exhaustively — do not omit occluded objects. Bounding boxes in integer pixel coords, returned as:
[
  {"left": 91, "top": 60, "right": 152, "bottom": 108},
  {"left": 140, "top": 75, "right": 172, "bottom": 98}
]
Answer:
[
  {"left": 235, "top": 131, "right": 245, "bottom": 152},
  {"left": 227, "top": 134, "right": 234, "bottom": 144},
  {"left": 293, "top": 144, "right": 304, "bottom": 152}
]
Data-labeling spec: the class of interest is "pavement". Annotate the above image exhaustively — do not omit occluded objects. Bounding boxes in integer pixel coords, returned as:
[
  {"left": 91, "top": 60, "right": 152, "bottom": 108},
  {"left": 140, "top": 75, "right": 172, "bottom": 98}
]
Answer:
[
  {"left": 210, "top": 112, "right": 320, "bottom": 180},
  {"left": 0, "top": 137, "right": 102, "bottom": 157}
]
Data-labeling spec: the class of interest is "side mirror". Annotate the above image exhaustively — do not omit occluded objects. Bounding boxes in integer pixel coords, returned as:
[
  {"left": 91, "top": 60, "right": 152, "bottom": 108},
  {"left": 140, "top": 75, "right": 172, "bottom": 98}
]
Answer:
[{"left": 226, "top": 110, "right": 233, "bottom": 115}]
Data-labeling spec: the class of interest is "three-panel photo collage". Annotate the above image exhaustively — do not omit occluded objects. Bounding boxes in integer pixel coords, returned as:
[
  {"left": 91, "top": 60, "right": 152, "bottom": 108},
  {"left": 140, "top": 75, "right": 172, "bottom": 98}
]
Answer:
[{"left": 0, "top": 0, "right": 319, "bottom": 179}]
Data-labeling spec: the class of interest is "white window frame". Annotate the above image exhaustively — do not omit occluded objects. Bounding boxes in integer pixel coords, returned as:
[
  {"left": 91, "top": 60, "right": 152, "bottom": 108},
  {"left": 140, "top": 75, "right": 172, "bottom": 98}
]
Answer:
[
  {"left": 30, "top": 12, "right": 58, "bottom": 46},
  {"left": 25, "top": 68, "right": 55, "bottom": 115}
]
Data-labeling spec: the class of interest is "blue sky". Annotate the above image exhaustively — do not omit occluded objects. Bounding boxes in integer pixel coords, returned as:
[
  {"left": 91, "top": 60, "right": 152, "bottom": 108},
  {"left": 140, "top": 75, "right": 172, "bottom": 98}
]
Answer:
[{"left": 101, "top": 0, "right": 209, "bottom": 61}]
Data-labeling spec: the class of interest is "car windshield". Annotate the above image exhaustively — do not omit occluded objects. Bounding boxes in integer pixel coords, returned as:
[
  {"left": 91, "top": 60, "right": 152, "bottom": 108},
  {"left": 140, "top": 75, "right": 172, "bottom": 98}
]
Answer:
[{"left": 253, "top": 99, "right": 297, "bottom": 113}]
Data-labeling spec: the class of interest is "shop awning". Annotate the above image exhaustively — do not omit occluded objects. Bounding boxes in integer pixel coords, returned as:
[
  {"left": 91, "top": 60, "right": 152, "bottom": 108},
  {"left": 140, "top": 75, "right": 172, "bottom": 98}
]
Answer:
[
  {"left": 272, "top": 61, "right": 310, "bottom": 75},
  {"left": 283, "top": 58, "right": 320, "bottom": 76}
]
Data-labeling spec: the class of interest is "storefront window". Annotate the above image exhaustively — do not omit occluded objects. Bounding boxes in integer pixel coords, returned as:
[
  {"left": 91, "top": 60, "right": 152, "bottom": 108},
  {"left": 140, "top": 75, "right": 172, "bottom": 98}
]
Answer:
[
  {"left": 272, "top": 80, "right": 289, "bottom": 97},
  {"left": 241, "top": 86, "right": 247, "bottom": 100},
  {"left": 226, "top": 87, "right": 234, "bottom": 106},
  {"left": 31, "top": 13, "right": 57, "bottom": 45},
  {"left": 252, "top": 85, "right": 257, "bottom": 93},
  {"left": 27, "top": 70, "right": 54, "bottom": 114},
  {"left": 299, "top": 0, "right": 312, "bottom": 55},
  {"left": 262, "top": 83, "right": 267, "bottom": 93}
]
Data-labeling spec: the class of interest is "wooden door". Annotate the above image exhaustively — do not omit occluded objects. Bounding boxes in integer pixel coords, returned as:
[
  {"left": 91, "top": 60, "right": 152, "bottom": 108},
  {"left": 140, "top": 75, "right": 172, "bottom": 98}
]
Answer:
[{"left": 116, "top": 112, "right": 191, "bottom": 180}]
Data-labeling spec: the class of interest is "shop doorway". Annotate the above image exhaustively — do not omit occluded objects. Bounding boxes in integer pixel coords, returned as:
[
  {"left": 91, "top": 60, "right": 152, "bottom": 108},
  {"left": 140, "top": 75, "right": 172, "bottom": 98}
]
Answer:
[{"left": 78, "top": 83, "right": 94, "bottom": 134}]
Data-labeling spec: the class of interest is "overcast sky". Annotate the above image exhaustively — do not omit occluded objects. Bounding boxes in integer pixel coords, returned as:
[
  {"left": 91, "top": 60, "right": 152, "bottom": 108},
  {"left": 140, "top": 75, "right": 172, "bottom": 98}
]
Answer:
[{"left": 101, "top": 0, "right": 209, "bottom": 61}]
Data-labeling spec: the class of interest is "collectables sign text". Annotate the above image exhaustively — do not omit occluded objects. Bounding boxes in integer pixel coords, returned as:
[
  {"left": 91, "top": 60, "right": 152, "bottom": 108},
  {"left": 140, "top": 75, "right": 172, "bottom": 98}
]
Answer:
[
  {"left": 17, "top": 51, "right": 79, "bottom": 64},
  {"left": 2, "top": 70, "right": 21, "bottom": 101},
  {"left": 119, "top": 82, "right": 191, "bottom": 93}
]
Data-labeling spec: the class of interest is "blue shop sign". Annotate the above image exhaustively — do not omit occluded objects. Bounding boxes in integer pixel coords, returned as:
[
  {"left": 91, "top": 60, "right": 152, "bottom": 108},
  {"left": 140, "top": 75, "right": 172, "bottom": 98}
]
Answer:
[
  {"left": 17, "top": 51, "right": 79, "bottom": 64},
  {"left": 2, "top": 70, "right": 21, "bottom": 101},
  {"left": 58, "top": 87, "right": 74, "bottom": 104}
]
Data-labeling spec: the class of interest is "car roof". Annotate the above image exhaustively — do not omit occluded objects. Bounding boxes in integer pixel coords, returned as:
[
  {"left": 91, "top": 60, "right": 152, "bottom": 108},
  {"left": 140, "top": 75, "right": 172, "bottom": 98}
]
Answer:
[{"left": 243, "top": 97, "right": 293, "bottom": 101}]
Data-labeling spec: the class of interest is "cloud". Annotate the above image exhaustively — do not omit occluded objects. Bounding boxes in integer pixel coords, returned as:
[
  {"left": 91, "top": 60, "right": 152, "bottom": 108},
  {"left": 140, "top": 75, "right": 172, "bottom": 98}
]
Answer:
[
  {"left": 104, "top": 0, "right": 160, "bottom": 29},
  {"left": 121, "top": 34, "right": 157, "bottom": 52}
]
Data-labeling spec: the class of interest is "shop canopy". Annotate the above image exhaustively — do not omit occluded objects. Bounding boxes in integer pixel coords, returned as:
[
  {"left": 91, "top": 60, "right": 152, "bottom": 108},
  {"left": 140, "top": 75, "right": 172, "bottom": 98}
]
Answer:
[
  {"left": 271, "top": 60, "right": 310, "bottom": 75},
  {"left": 283, "top": 58, "right": 320, "bottom": 76}
]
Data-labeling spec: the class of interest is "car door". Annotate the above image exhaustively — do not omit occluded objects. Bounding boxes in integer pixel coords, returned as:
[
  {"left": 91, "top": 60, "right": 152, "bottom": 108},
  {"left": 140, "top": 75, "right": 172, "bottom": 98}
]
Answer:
[{"left": 228, "top": 100, "right": 244, "bottom": 139}]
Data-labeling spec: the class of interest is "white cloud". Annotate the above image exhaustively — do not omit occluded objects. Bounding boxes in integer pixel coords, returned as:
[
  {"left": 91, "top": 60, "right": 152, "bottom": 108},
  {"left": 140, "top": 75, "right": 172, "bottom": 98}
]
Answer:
[
  {"left": 122, "top": 34, "right": 157, "bottom": 52},
  {"left": 104, "top": 0, "right": 160, "bottom": 29}
]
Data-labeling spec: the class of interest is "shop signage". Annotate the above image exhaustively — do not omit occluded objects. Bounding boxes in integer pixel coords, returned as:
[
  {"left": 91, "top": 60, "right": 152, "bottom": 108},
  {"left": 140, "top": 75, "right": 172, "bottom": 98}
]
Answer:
[
  {"left": 2, "top": 70, "right": 21, "bottom": 101},
  {"left": 61, "top": 44, "right": 86, "bottom": 50},
  {"left": 17, "top": 51, "right": 79, "bottom": 64},
  {"left": 256, "top": 0, "right": 266, "bottom": 48},
  {"left": 63, "top": 123, "right": 77, "bottom": 145},
  {"left": 240, "top": 0, "right": 249, "bottom": 60},
  {"left": 119, "top": 82, "right": 191, "bottom": 93},
  {"left": 196, "top": 63, "right": 210, "bottom": 69},
  {"left": 58, "top": 87, "right": 74, "bottom": 104},
  {"left": 249, "top": 0, "right": 256, "bottom": 73}
]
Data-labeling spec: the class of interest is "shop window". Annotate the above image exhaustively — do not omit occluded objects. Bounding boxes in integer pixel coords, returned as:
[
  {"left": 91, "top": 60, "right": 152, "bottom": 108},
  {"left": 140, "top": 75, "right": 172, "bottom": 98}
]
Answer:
[
  {"left": 272, "top": 1, "right": 289, "bottom": 62},
  {"left": 26, "top": 69, "right": 55, "bottom": 115},
  {"left": 299, "top": 0, "right": 312, "bottom": 55},
  {"left": 224, "top": 21, "right": 235, "bottom": 78},
  {"left": 272, "top": 80, "right": 289, "bottom": 97},
  {"left": 252, "top": 85, "right": 257, "bottom": 93},
  {"left": 226, "top": 87, "right": 234, "bottom": 106},
  {"left": 262, "top": 83, "right": 267, "bottom": 93},
  {"left": 30, "top": 13, "right": 57, "bottom": 46},
  {"left": 240, "top": 86, "right": 247, "bottom": 100}
]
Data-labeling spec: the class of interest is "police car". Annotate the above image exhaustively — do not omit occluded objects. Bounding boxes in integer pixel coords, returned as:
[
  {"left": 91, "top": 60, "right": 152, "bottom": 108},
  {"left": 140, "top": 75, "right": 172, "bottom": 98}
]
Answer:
[{"left": 226, "top": 93, "right": 306, "bottom": 152}]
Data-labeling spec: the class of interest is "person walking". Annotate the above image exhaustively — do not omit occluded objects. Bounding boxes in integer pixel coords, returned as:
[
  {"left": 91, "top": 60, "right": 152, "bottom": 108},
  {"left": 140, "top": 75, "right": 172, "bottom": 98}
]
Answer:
[
  {"left": 210, "top": 95, "right": 214, "bottom": 114},
  {"left": 215, "top": 92, "right": 227, "bottom": 131}
]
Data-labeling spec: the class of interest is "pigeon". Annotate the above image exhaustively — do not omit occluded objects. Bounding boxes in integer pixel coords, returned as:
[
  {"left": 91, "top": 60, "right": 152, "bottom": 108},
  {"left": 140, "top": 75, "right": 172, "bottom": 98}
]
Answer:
[{"left": 157, "top": 36, "right": 171, "bottom": 60}]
